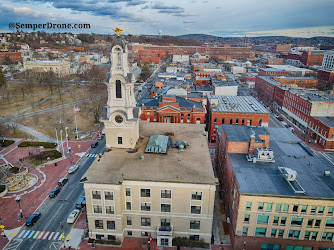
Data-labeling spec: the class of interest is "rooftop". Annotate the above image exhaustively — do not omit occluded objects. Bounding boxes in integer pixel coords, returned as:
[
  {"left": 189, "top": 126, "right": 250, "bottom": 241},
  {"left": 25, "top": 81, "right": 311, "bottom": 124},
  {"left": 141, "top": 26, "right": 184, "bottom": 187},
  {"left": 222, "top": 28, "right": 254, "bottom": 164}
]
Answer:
[
  {"left": 288, "top": 89, "right": 334, "bottom": 102},
  {"left": 212, "top": 80, "right": 238, "bottom": 87},
  {"left": 83, "top": 123, "right": 217, "bottom": 185},
  {"left": 267, "top": 65, "right": 313, "bottom": 72},
  {"left": 217, "top": 125, "right": 269, "bottom": 143},
  {"left": 208, "top": 95, "right": 270, "bottom": 114},
  {"left": 312, "top": 116, "right": 334, "bottom": 128},
  {"left": 227, "top": 127, "right": 334, "bottom": 198}
]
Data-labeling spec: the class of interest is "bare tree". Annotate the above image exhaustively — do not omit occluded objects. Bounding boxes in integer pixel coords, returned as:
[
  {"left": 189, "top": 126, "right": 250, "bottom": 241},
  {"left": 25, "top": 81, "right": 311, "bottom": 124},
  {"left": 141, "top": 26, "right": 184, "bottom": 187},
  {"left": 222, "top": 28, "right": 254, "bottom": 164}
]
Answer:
[
  {"left": 8, "top": 121, "right": 19, "bottom": 134},
  {"left": 84, "top": 97, "right": 107, "bottom": 123}
]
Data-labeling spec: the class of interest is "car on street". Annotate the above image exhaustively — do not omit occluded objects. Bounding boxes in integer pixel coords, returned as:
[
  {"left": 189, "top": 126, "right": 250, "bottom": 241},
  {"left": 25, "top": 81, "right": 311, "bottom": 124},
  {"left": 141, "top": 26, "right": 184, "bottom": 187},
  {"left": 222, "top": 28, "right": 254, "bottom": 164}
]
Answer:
[
  {"left": 277, "top": 117, "right": 284, "bottom": 121},
  {"left": 68, "top": 165, "right": 79, "bottom": 174},
  {"left": 58, "top": 177, "right": 68, "bottom": 186},
  {"left": 97, "top": 134, "right": 104, "bottom": 140},
  {"left": 49, "top": 187, "right": 61, "bottom": 198},
  {"left": 281, "top": 121, "right": 288, "bottom": 126},
  {"left": 91, "top": 141, "right": 99, "bottom": 148},
  {"left": 75, "top": 196, "right": 86, "bottom": 209},
  {"left": 67, "top": 209, "right": 80, "bottom": 223},
  {"left": 26, "top": 212, "right": 41, "bottom": 226}
]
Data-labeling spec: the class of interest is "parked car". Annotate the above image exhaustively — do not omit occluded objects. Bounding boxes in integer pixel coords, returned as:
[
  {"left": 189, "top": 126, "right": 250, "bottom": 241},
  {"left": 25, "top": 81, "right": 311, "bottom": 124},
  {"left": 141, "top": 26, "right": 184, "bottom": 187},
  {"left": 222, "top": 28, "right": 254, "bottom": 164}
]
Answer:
[
  {"left": 49, "top": 187, "right": 61, "bottom": 198},
  {"left": 289, "top": 127, "right": 295, "bottom": 132},
  {"left": 281, "top": 121, "right": 288, "bottom": 126},
  {"left": 91, "top": 141, "right": 99, "bottom": 148},
  {"left": 75, "top": 196, "right": 86, "bottom": 209},
  {"left": 58, "top": 177, "right": 68, "bottom": 186},
  {"left": 26, "top": 212, "right": 41, "bottom": 226},
  {"left": 277, "top": 117, "right": 284, "bottom": 121},
  {"left": 67, "top": 209, "right": 80, "bottom": 223},
  {"left": 68, "top": 165, "right": 79, "bottom": 174},
  {"left": 97, "top": 134, "right": 104, "bottom": 140}
]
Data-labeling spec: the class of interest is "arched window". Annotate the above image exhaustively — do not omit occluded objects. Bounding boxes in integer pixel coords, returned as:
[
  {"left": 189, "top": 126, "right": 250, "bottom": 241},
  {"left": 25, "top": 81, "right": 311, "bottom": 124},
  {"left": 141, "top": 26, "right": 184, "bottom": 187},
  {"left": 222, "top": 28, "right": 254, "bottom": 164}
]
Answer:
[{"left": 116, "top": 80, "right": 122, "bottom": 98}]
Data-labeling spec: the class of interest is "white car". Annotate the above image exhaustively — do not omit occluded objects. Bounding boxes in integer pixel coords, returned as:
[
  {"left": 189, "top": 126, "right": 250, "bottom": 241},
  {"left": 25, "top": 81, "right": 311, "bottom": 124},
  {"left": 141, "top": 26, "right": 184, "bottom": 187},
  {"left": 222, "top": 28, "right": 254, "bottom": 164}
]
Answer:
[
  {"left": 67, "top": 209, "right": 80, "bottom": 223},
  {"left": 281, "top": 121, "right": 288, "bottom": 126},
  {"left": 68, "top": 165, "right": 79, "bottom": 174}
]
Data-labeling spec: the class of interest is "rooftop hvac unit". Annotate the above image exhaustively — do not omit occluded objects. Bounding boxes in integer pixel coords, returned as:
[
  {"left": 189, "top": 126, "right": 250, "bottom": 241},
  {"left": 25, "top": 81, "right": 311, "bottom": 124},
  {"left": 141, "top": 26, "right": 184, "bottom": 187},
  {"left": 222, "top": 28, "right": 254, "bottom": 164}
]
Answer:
[
  {"left": 281, "top": 167, "right": 297, "bottom": 181},
  {"left": 324, "top": 171, "right": 331, "bottom": 176}
]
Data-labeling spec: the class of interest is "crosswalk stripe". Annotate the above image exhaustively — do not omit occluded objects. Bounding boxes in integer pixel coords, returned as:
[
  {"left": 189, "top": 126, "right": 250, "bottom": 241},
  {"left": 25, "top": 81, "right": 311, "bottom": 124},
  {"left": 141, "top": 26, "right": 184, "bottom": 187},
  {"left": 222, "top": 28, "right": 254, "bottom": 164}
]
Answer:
[
  {"left": 38, "top": 231, "right": 44, "bottom": 239},
  {"left": 30, "top": 231, "right": 37, "bottom": 238},
  {"left": 42, "top": 232, "right": 50, "bottom": 240},
  {"left": 12, "top": 231, "right": 18, "bottom": 237},
  {"left": 34, "top": 231, "right": 41, "bottom": 239},
  {"left": 48, "top": 232, "right": 54, "bottom": 240},
  {"left": 25, "top": 231, "right": 32, "bottom": 238},
  {"left": 66, "top": 234, "right": 71, "bottom": 240},
  {"left": 18, "top": 231, "right": 26, "bottom": 238},
  {"left": 53, "top": 232, "right": 59, "bottom": 240}
]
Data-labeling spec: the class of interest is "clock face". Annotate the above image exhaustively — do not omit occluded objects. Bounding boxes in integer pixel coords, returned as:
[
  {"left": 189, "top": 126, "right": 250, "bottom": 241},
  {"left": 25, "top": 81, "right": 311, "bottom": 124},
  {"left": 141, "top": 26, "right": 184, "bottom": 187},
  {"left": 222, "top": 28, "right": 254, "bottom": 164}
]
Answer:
[{"left": 115, "top": 115, "right": 123, "bottom": 123}]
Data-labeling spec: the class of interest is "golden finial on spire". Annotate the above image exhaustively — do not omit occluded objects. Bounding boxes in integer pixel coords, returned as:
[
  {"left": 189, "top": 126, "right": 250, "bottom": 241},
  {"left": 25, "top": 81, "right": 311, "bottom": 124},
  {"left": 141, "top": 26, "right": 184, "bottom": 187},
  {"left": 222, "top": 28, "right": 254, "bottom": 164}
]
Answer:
[{"left": 113, "top": 28, "right": 124, "bottom": 37}]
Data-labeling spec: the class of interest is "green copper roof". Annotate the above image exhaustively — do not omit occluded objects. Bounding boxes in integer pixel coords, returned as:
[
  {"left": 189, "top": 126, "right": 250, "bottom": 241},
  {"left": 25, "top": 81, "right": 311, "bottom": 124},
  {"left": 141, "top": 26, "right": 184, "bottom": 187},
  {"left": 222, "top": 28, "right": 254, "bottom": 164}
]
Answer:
[{"left": 145, "top": 135, "right": 169, "bottom": 154}]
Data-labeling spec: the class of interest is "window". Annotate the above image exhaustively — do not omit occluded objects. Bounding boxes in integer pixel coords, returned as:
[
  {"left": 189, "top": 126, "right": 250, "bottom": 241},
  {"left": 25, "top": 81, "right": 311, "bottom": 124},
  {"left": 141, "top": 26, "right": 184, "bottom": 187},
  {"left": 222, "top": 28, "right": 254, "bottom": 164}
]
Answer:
[
  {"left": 230, "top": 118, "right": 233, "bottom": 124},
  {"left": 161, "top": 204, "right": 171, "bottom": 212},
  {"left": 278, "top": 230, "right": 284, "bottom": 238},
  {"left": 125, "top": 188, "right": 131, "bottom": 196},
  {"left": 190, "top": 220, "right": 200, "bottom": 230},
  {"left": 261, "top": 244, "right": 281, "bottom": 250},
  {"left": 242, "top": 227, "right": 248, "bottom": 236},
  {"left": 314, "top": 219, "right": 321, "bottom": 227},
  {"left": 292, "top": 205, "right": 299, "bottom": 213},
  {"left": 257, "top": 215, "right": 269, "bottom": 224},
  {"left": 108, "top": 235, "right": 116, "bottom": 241},
  {"left": 310, "top": 206, "right": 317, "bottom": 214},
  {"left": 106, "top": 206, "right": 115, "bottom": 214},
  {"left": 126, "top": 202, "right": 131, "bottom": 210},
  {"left": 242, "top": 118, "right": 245, "bottom": 125},
  {"left": 141, "top": 231, "right": 151, "bottom": 237},
  {"left": 244, "top": 214, "right": 250, "bottom": 223},
  {"left": 291, "top": 217, "right": 303, "bottom": 226},
  {"left": 141, "top": 203, "right": 151, "bottom": 211},
  {"left": 258, "top": 202, "right": 264, "bottom": 211},
  {"left": 107, "top": 221, "right": 115, "bottom": 230},
  {"left": 92, "top": 191, "right": 101, "bottom": 199},
  {"left": 191, "top": 206, "right": 201, "bottom": 214},
  {"left": 161, "top": 190, "right": 171, "bottom": 199},
  {"left": 116, "top": 80, "right": 122, "bottom": 98},
  {"left": 288, "top": 230, "right": 300, "bottom": 239},
  {"left": 246, "top": 202, "right": 252, "bottom": 210},
  {"left": 266, "top": 203, "right": 272, "bottom": 211},
  {"left": 141, "top": 218, "right": 151, "bottom": 227},
  {"left": 189, "top": 235, "right": 199, "bottom": 241},
  {"left": 236, "top": 118, "right": 239, "bottom": 124},
  {"left": 301, "top": 205, "right": 307, "bottom": 213},
  {"left": 322, "top": 232, "right": 334, "bottom": 241},
  {"left": 96, "top": 234, "right": 104, "bottom": 240},
  {"left": 259, "top": 118, "right": 262, "bottom": 126},
  {"left": 307, "top": 219, "right": 314, "bottom": 227},
  {"left": 161, "top": 218, "right": 171, "bottom": 228},
  {"left": 255, "top": 228, "right": 266, "bottom": 237},
  {"left": 222, "top": 117, "right": 225, "bottom": 124},
  {"left": 283, "top": 204, "right": 289, "bottom": 212},
  {"left": 328, "top": 207, "right": 334, "bottom": 216},
  {"left": 191, "top": 191, "right": 202, "bottom": 200},
  {"left": 276, "top": 204, "right": 282, "bottom": 212},
  {"left": 325, "top": 219, "right": 334, "bottom": 228},
  {"left": 117, "top": 137, "right": 122, "bottom": 145},
  {"left": 280, "top": 217, "right": 286, "bottom": 226},
  {"left": 93, "top": 205, "right": 102, "bottom": 213},
  {"left": 271, "top": 229, "right": 277, "bottom": 237},
  {"left": 141, "top": 189, "right": 150, "bottom": 197},
  {"left": 304, "top": 231, "right": 310, "bottom": 240},
  {"left": 214, "top": 117, "right": 217, "bottom": 124},
  {"left": 311, "top": 232, "right": 317, "bottom": 240},
  {"left": 127, "top": 231, "right": 132, "bottom": 236},
  {"left": 127, "top": 216, "right": 132, "bottom": 226},
  {"left": 273, "top": 216, "right": 279, "bottom": 225},
  {"left": 95, "top": 220, "right": 103, "bottom": 229},
  {"left": 318, "top": 206, "right": 324, "bottom": 214},
  {"left": 105, "top": 191, "right": 113, "bottom": 200}
]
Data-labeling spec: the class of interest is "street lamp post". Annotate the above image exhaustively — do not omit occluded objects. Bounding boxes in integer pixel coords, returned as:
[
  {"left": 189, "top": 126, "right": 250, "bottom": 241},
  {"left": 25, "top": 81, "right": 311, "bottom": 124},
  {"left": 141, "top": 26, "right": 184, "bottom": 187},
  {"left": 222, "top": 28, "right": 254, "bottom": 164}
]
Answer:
[
  {"left": 65, "top": 127, "right": 69, "bottom": 151},
  {"left": 55, "top": 128, "right": 59, "bottom": 145},
  {"left": 15, "top": 196, "right": 23, "bottom": 219},
  {"left": 60, "top": 130, "right": 65, "bottom": 156}
]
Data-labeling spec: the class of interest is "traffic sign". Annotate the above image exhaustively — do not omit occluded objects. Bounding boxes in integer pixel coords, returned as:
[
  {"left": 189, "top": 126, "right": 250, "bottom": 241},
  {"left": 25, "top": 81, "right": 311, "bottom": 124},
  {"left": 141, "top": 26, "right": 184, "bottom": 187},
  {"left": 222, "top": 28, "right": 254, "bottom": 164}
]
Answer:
[
  {"left": 78, "top": 144, "right": 81, "bottom": 149},
  {"left": 0, "top": 225, "right": 5, "bottom": 229}
]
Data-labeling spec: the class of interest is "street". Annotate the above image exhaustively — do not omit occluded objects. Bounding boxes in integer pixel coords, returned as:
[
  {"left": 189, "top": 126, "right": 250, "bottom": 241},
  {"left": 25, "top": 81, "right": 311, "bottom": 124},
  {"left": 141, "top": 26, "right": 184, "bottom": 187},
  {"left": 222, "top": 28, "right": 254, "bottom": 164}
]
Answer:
[{"left": 4, "top": 139, "right": 105, "bottom": 250}]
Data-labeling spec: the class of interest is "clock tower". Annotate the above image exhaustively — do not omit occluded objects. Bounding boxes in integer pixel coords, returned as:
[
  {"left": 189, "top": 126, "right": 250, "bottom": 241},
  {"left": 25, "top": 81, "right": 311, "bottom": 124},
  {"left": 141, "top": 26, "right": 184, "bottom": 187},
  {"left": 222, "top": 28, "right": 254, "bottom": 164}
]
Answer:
[{"left": 101, "top": 29, "right": 140, "bottom": 149}]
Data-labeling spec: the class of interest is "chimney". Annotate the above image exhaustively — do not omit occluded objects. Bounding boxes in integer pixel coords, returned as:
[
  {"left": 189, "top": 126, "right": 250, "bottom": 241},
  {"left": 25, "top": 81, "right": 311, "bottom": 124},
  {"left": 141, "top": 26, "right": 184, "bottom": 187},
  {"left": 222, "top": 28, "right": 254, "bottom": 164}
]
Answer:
[
  {"left": 247, "top": 120, "right": 251, "bottom": 127},
  {"left": 248, "top": 130, "right": 256, "bottom": 155}
]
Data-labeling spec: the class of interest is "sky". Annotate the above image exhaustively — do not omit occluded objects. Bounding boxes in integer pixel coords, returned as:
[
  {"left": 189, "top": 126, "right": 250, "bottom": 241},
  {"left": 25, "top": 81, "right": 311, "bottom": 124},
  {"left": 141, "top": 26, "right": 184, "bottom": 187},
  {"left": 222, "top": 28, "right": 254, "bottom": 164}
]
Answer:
[{"left": 0, "top": 0, "right": 333, "bottom": 38}]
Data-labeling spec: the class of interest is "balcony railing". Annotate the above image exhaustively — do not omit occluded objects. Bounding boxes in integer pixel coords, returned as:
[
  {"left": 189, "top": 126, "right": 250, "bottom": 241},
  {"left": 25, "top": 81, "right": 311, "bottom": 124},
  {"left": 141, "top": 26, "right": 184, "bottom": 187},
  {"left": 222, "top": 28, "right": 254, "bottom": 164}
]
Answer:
[{"left": 157, "top": 225, "right": 173, "bottom": 236}]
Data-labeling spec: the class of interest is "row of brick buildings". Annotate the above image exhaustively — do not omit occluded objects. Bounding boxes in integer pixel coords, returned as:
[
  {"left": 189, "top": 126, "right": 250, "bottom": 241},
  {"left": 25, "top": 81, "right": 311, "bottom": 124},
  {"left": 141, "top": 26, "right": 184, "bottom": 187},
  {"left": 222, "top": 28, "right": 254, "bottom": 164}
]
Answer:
[{"left": 256, "top": 75, "right": 334, "bottom": 150}]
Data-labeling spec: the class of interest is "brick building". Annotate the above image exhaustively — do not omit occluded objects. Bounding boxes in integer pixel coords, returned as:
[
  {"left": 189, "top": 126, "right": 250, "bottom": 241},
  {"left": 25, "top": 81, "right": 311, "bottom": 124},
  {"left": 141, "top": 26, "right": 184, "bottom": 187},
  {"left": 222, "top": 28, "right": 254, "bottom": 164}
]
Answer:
[
  {"left": 300, "top": 51, "right": 325, "bottom": 66},
  {"left": 135, "top": 50, "right": 166, "bottom": 65},
  {"left": 206, "top": 95, "right": 270, "bottom": 142},
  {"left": 273, "top": 77, "right": 318, "bottom": 88},
  {"left": 258, "top": 68, "right": 291, "bottom": 77},
  {"left": 273, "top": 44, "right": 291, "bottom": 53},
  {"left": 317, "top": 69, "right": 334, "bottom": 84},
  {"left": 0, "top": 52, "right": 22, "bottom": 64},
  {"left": 129, "top": 43, "right": 252, "bottom": 59},
  {"left": 192, "top": 63, "right": 216, "bottom": 71},
  {"left": 308, "top": 116, "right": 334, "bottom": 149},
  {"left": 139, "top": 95, "right": 205, "bottom": 124},
  {"left": 215, "top": 124, "right": 334, "bottom": 249},
  {"left": 190, "top": 51, "right": 209, "bottom": 63}
]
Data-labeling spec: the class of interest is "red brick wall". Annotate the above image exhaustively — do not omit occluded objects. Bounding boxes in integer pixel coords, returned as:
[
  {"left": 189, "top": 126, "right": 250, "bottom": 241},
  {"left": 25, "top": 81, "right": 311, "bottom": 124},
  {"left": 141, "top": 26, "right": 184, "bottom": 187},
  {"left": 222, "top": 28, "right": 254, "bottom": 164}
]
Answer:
[
  {"left": 317, "top": 69, "right": 334, "bottom": 83},
  {"left": 0, "top": 52, "right": 22, "bottom": 63},
  {"left": 301, "top": 51, "right": 324, "bottom": 66},
  {"left": 274, "top": 77, "right": 318, "bottom": 88},
  {"left": 283, "top": 91, "right": 311, "bottom": 124}
]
